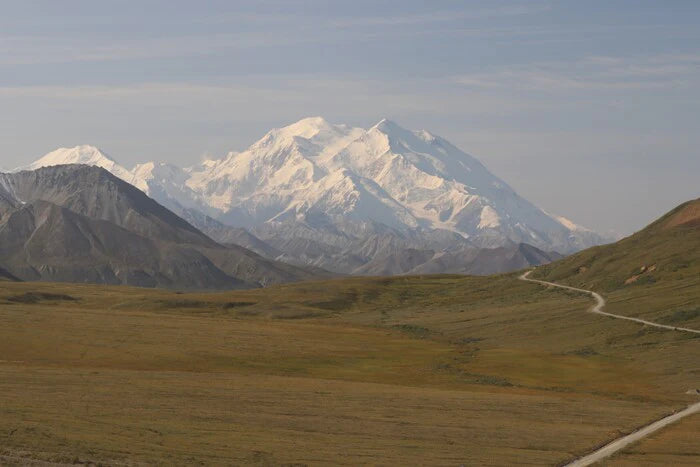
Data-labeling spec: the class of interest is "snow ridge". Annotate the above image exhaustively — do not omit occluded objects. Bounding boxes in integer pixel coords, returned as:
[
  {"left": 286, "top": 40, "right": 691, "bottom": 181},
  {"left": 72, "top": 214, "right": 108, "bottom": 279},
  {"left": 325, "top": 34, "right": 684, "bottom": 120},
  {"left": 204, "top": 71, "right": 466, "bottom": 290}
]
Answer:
[
  {"left": 18, "top": 118, "right": 608, "bottom": 253},
  {"left": 20, "top": 145, "right": 134, "bottom": 183}
]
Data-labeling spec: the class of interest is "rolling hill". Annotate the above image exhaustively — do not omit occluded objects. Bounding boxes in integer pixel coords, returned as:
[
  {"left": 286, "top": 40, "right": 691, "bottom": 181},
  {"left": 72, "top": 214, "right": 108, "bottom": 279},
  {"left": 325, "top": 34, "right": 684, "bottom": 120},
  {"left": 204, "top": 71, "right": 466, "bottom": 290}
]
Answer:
[
  {"left": 534, "top": 198, "right": 700, "bottom": 288},
  {"left": 533, "top": 197, "right": 700, "bottom": 328}
]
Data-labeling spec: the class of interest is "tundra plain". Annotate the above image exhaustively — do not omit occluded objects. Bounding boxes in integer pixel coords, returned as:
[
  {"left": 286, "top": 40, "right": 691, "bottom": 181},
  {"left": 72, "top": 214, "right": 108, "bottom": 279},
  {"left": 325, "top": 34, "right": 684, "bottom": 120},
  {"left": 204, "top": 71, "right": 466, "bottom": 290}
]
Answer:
[{"left": 0, "top": 270, "right": 697, "bottom": 465}]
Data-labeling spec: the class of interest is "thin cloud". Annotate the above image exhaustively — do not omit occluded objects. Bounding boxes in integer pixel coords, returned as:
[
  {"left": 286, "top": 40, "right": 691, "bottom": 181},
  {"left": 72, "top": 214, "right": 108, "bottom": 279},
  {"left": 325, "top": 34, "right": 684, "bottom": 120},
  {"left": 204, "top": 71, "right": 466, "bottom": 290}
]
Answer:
[
  {"left": 329, "top": 4, "right": 551, "bottom": 28},
  {"left": 454, "top": 53, "right": 700, "bottom": 91},
  {"left": 0, "top": 30, "right": 322, "bottom": 66},
  {"left": 0, "top": 76, "right": 553, "bottom": 120}
]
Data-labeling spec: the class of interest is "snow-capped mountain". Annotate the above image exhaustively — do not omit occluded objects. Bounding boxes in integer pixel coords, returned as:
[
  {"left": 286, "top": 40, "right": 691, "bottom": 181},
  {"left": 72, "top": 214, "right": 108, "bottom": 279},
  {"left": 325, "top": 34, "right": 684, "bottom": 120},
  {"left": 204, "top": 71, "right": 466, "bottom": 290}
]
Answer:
[
  {"left": 24, "top": 145, "right": 135, "bottom": 184},
  {"left": 181, "top": 117, "right": 605, "bottom": 252},
  {"left": 18, "top": 117, "right": 610, "bottom": 273},
  {"left": 17, "top": 146, "right": 207, "bottom": 215}
]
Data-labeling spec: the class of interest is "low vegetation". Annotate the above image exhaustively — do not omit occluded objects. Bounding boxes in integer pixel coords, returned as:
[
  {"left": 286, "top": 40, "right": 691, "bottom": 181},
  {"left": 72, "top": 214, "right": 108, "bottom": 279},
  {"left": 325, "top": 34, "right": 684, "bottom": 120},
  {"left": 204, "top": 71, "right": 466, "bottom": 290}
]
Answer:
[
  {"left": 603, "top": 414, "right": 700, "bottom": 466},
  {"left": 0, "top": 268, "right": 697, "bottom": 465},
  {"left": 533, "top": 199, "right": 700, "bottom": 331},
  {"left": 0, "top": 199, "right": 698, "bottom": 465}
]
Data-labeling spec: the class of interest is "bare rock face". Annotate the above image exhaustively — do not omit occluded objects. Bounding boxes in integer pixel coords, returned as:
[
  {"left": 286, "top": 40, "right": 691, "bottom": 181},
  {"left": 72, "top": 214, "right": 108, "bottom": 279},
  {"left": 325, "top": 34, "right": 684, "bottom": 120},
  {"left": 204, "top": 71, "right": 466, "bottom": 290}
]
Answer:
[{"left": 0, "top": 165, "right": 322, "bottom": 289}]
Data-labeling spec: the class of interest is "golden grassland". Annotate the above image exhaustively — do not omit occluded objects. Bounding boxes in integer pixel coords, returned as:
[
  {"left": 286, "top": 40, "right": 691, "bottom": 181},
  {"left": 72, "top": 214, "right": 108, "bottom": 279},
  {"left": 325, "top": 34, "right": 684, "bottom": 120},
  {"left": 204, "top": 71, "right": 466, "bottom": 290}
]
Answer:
[
  {"left": 604, "top": 414, "right": 700, "bottom": 466},
  {"left": 0, "top": 272, "right": 698, "bottom": 465}
]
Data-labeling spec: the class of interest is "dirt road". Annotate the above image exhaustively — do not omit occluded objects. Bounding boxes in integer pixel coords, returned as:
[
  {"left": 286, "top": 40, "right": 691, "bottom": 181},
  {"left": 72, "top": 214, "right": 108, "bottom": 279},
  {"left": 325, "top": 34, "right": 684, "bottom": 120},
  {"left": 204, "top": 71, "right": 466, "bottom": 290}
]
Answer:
[
  {"left": 563, "top": 402, "right": 700, "bottom": 466},
  {"left": 519, "top": 270, "right": 700, "bottom": 334},
  {"left": 520, "top": 269, "right": 700, "bottom": 465}
]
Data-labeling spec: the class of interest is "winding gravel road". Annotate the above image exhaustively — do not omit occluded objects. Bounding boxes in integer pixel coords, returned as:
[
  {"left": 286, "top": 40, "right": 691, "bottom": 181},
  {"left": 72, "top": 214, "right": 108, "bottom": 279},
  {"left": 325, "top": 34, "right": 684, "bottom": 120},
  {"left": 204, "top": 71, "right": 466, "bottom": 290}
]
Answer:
[
  {"left": 519, "top": 270, "right": 700, "bottom": 335},
  {"left": 520, "top": 269, "right": 700, "bottom": 466}
]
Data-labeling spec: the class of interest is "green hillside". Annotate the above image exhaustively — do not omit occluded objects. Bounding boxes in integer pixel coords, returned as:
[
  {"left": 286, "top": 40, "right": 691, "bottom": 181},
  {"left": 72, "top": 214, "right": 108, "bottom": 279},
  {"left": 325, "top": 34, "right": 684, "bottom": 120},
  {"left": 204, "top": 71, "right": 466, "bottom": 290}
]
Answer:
[{"left": 534, "top": 198, "right": 700, "bottom": 328}]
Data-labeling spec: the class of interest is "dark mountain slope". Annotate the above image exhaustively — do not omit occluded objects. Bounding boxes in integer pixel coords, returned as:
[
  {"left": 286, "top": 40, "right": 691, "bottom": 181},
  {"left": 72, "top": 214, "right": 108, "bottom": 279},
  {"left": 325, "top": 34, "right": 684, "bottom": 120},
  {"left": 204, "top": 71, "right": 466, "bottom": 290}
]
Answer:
[
  {"left": 0, "top": 165, "right": 322, "bottom": 289},
  {"left": 0, "top": 200, "right": 241, "bottom": 288},
  {"left": 353, "top": 248, "right": 436, "bottom": 276},
  {"left": 0, "top": 265, "right": 18, "bottom": 281},
  {"left": 403, "top": 243, "right": 561, "bottom": 276},
  {"left": 179, "top": 207, "right": 283, "bottom": 259},
  {"left": 2, "top": 165, "right": 213, "bottom": 246}
]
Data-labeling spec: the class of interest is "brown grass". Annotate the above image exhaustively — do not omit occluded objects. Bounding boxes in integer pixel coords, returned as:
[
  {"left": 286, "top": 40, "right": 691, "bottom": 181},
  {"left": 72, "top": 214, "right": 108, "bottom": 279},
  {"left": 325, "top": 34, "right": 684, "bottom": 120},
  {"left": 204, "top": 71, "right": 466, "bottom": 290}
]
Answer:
[
  {"left": 663, "top": 199, "right": 700, "bottom": 229},
  {"left": 0, "top": 273, "right": 697, "bottom": 465},
  {"left": 603, "top": 413, "right": 700, "bottom": 466}
]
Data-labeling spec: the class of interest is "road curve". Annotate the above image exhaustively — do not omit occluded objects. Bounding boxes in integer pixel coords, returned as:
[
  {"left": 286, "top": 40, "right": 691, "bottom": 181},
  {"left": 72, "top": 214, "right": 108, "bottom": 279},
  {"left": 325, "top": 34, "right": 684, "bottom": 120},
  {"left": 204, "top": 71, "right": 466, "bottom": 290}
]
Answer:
[
  {"left": 519, "top": 270, "right": 700, "bottom": 335},
  {"left": 563, "top": 402, "right": 700, "bottom": 467},
  {"left": 520, "top": 269, "right": 700, "bottom": 466}
]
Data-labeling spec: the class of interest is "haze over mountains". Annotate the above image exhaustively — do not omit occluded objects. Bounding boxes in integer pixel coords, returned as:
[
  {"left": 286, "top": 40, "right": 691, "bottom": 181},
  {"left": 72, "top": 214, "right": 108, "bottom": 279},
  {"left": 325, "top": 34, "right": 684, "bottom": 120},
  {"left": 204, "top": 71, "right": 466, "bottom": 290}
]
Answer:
[{"left": 16, "top": 117, "right": 609, "bottom": 277}]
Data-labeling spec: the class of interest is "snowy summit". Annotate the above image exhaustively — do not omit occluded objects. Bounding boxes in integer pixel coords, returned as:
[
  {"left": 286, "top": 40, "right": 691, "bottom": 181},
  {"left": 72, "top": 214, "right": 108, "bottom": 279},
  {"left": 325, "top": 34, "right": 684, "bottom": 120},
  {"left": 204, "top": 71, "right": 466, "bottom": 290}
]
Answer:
[{"left": 20, "top": 117, "right": 608, "bottom": 254}]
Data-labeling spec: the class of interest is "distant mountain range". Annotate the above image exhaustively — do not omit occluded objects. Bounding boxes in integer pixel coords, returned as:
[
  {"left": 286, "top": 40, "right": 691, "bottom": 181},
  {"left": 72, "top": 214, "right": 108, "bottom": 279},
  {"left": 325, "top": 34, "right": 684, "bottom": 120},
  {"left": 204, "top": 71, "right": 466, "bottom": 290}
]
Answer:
[
  {"left": 0, "top": 165, "right": 321, "bottom": 289},
  {"left": 13, "top": 117, "right": 610, "bottom": 278}
]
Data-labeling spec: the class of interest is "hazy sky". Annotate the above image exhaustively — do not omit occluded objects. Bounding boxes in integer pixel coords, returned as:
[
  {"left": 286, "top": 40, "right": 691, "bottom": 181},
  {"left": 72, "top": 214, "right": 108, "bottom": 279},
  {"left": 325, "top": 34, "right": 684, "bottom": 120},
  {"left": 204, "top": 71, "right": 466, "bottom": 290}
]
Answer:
[{"left": 1, "top": 1, "right": 699, "bottom": 235}]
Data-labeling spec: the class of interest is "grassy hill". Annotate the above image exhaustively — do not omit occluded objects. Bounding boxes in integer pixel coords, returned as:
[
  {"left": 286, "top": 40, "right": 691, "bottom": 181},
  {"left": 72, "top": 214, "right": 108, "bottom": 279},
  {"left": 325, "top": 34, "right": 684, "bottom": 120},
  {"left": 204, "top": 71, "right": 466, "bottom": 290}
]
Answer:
[
  {"left": 0, "top": 199, "right": 698, "bottom": 465},
  {"left": 534, "top": 198, "right": 700, "bottom": 328}
]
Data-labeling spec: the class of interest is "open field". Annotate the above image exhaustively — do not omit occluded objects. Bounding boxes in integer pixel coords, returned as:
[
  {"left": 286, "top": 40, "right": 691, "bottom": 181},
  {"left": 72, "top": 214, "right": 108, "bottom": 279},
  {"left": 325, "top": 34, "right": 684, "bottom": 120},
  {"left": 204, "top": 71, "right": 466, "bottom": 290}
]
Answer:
[
  {"left": 0, "top": 367, "right": 668, "bottom": 466},
  {"left": 0, "top": 272, "right": 698, "bottom": 465},
  {"left": 604, "top": 413, "right": 700, "bottom": 466}
]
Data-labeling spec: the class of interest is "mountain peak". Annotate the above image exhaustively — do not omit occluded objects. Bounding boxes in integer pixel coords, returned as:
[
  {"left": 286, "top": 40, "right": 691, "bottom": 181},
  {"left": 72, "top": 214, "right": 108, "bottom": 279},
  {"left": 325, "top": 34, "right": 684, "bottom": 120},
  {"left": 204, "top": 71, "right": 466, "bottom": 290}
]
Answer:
[
  {"left": 14, "top": 118, "right": 607, "bottom": 259},
  {"left": 296, "top": 116, "right": 329, "bottom": 126},
  {"left": 74, "top": 144, "right": 108, "bottom": 154},
  {"left": 27, "top": 144, "right": 115, "bottom": 167},
  {"left": 278, "top": 116, "right": 334, "bottom": 139},
  {"left": 22, "top": 145, "right": 133, "bottom": 181}
]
